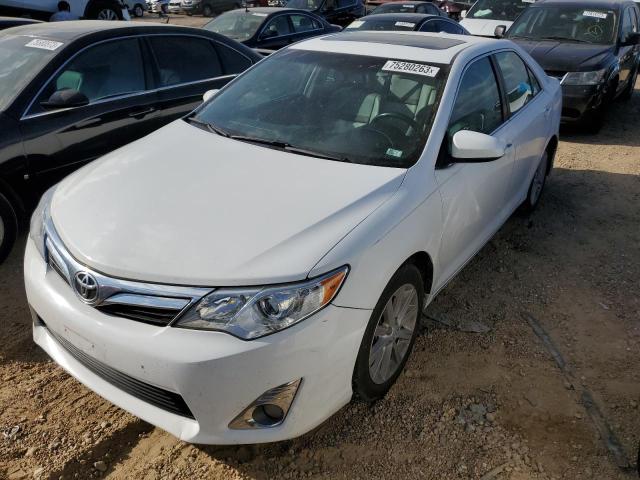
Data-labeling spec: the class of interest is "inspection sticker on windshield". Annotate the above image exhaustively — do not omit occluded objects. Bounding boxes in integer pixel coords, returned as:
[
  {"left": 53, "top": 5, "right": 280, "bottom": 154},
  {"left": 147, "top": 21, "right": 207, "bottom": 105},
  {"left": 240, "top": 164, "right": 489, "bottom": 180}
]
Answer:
[
  {"left": 395, "top": 21, "right": 416, "bottom": 27},
  {"left": 251, "top": 12, "right": 268, "bottom": 16},
  {"left": 521, "top": 0, "right": 536, "bottom": 4},
  {"left": 25, "top": 39, "right": 63, "bottom": 51},
  {"left": 386, "top": 148, "right": 403, "bottom": 158},
  {"left": 25, "top": 38, "right": 64, "bottom": 51},
  {"left": 583, "top": 10, "right": 607, "bottom": 18},
  {"left": 347, "top": 20, "right": 363, "bottom": 28},
  {"left": 382, "top": 60, "right": 440, "bottom": 77}
]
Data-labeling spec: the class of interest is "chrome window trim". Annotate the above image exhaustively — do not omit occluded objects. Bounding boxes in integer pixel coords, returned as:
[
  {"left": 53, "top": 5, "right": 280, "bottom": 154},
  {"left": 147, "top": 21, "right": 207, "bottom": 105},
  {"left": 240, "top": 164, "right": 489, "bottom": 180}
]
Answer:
[
  {"left": 21, "top": 33, "right": 251, "bottom": 121},
  {"left": 43, "top": 216, "right": 212, "bottom": 325}
]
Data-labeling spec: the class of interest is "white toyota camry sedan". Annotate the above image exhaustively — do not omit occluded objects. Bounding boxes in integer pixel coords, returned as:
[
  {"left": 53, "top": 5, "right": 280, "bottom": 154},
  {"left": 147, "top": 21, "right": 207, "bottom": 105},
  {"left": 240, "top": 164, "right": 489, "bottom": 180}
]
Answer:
[{"left": 25, "top": 31, "right": 561, "bottom": 444}]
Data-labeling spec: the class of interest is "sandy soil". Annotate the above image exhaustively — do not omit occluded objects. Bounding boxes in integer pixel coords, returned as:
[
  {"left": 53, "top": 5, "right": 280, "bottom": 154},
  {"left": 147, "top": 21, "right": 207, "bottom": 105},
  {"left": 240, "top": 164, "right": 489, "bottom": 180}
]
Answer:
[{"left": 1, "top": 61, "right": 639, "bottom": 479}]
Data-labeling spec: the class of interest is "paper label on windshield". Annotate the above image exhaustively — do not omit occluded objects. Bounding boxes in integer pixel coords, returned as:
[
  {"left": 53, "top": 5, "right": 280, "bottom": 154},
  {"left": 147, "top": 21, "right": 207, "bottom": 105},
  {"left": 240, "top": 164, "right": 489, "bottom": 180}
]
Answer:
[
  {"left": 25, "top": 39, "right": 63, "bottom": 51},
  {"left": 251, "top": 12, "right": 268, "bottom": 16},
  {"left": 403, "top": 4, "right": 413, "bottom": 7},
  {"left": 583, "top": 10, "right": 607, "bottom": 19},
  {"left": 386, "top": 148, "right": 403, "bottom": 158},
  {"left": 395, "top": 21, "right": 416, "bottom": 27},
  {"left": 382, "top": 60, "right": 440, "bottom": 77},
  {"left": 521, "top": 0, "right": 535, "bottom": 4},
  {"left": 347, "top": 20, "right": 363, "bottom": 28}
]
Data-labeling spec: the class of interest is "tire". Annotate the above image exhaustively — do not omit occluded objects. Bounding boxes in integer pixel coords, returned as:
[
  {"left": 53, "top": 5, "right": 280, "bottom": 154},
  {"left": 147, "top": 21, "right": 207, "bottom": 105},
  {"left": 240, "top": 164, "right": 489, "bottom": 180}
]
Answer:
[
  {"left": 133, "top": 3, "right": 144, "bottom": 16},
  {"left": 91, "top": 4, "right": 121, "bottom": 20},
  {"left": 621, "top": 65, "right": 638, "bottom": 101},
  {"left": 520, "top": 150, "right": 549, "bottom": 213},
  {"left": 352, "top": 264, "right": 424, "bottom": 403},
  {"left": 203, "top": 4, "right": 213, "bottom": 16},
  {"left": 0, "top": 192, "right": 18, "bottom": 265}
]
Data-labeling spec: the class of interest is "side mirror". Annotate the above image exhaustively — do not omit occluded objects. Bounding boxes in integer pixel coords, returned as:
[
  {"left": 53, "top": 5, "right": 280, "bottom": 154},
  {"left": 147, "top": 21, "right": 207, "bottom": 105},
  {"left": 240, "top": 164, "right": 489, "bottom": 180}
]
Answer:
[
  {"left": 460, "top": 9, "right": 467, "bottom": 18},
  {"left": 622, "top": 31, "right": 640, "bottom": 46},
  {"left": 494, "top": 25, "right": 507, "bottom": 38},
  {"left": 40, "top": 89, "right": 89, "bottom": 110},
  {"left": 202, "top": 89, "right": 220, "bottom": 102},
  {"left": 451, "top": 130, "right": 506, "bottom": 162}
]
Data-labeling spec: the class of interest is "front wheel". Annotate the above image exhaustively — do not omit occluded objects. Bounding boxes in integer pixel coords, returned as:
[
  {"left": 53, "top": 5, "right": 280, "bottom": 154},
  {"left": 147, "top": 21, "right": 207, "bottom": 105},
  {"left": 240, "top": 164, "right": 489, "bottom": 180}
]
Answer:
[
  {"left": 352, "top": 264, "right": 424, "bottom": 403},
  {"left": 95, "top": 7, "right": 121, "bottom": 20},
  {"left": 520, "top": 150, "right": 549, "bottom": 213},
  {"left": 0, "top": 193, "right": 18, "bottom": 265}
]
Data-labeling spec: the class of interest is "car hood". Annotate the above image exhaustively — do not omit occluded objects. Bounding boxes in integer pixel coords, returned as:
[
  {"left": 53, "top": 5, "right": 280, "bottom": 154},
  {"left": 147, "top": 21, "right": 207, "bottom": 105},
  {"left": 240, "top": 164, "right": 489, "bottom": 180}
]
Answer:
[
  {"left": 509, "top": 39, "right": 615, "bottom": 72},
  {"left": 459, "top": 18, "right": 513, "bottom": 36},
  {"left": 51, "top": 120, "right": 406, "bottom": 286}
]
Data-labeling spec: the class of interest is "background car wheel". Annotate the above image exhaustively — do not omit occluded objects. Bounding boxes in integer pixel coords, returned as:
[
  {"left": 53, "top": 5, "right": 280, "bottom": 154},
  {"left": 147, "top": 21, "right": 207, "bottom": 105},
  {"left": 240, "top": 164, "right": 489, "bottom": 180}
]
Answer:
[
  {"left": 0, "top": 193, "right": 18, "bottom": 265},
  {"left": 203, "top": 4, "right": 213, "bottom": 16},
  {"left": 133, "top": 3, "right": 144, "bottom": 16},
  {"left": 93, "top": 5, "right": 121, "bottom": 20},
  {"left": 352, "top": 264, "right": 424, "bottom": 403},
  {"left": 621, "top": 66, "right": 638, "bottom": 101},
  {"left": 520, "top": 150, "right": 549, "bottom": 213}
]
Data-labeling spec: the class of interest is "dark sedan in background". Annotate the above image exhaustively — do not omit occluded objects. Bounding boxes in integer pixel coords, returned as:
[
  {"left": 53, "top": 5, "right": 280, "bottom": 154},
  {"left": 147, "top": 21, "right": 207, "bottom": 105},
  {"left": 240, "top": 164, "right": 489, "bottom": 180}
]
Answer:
[
  {"left": 0, "top": 21, "right": 261, "bottom": 263},
  {"left": 369, "top": 1, "right": 447, "bottom": 17},
  {"left": 0, "top": 16, "right": 42, "bottom": 30},
  {"left": 345, "top": 12, "right": 468, "bottom": 33},
  {"left": 500, "top": 0, "right": 640, "bottom": 130},
  {"left": 282, "top": 0, "right": 364, "bottom": 26},
  {"left": 203, "top": 7, "right": 341, "bottom": 49}
]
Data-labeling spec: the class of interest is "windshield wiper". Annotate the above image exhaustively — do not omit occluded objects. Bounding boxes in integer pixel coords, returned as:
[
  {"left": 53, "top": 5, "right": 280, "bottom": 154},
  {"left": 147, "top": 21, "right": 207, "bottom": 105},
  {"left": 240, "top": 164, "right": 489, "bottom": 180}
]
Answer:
[
  {"left": 230, "top": 135, "right": 353, "bottom": 163},
  {"left": 539, "top": 35, "right": 592, "bottom": 43},
  {"left": 185, "top": 117, "right": 230, "bottom": 137}
]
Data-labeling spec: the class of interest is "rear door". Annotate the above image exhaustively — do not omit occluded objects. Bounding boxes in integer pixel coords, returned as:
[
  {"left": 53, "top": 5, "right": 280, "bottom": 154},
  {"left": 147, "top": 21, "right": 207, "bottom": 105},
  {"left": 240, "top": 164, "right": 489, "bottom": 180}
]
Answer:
[
  {"left": 20, "top": 37, "right": 160, "bottom": 194},
  {"left": 146, "top": 34, "right": 243, "bottom": 124}
]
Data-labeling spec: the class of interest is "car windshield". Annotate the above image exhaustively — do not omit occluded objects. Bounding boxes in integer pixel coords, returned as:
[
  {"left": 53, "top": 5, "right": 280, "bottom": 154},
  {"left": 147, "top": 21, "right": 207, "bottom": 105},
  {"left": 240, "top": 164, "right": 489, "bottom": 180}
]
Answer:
[
  {"left": 285, "top": 0, "right": 323, "bottom": 10},
  {"left": 0, "top": 34, "right": 60, "bottom": 111},
  {"left": 190, "top": 49, "right": 446, "bottom": 168},
  {"left": 372, "top": 3, "right": 419, "bottom": 13},
  {"left": 203, "top": 11, "right": 267, "bottom": 41},
  {"left": 466, "top": 0, "right": 531, "bottom": 21},
  {"left": 346, "top": 17, "right": 419, "bottom": 30},
  {"left": 508, "top": 6, "right": 617, "bottom": 44}
]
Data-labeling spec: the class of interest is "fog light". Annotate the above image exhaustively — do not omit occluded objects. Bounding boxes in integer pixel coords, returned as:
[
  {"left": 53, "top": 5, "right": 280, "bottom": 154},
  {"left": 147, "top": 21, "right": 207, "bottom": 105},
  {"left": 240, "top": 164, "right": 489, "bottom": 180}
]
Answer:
[{"left": 229, "top": 379, "right": 301, "bottom": 430}]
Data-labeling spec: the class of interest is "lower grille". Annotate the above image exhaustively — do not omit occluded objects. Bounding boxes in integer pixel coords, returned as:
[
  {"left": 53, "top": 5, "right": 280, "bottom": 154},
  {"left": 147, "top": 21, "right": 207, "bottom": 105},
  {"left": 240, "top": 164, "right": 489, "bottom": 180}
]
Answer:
[{"left": 46, "top": 323, "right": 195, "bottom": 419}]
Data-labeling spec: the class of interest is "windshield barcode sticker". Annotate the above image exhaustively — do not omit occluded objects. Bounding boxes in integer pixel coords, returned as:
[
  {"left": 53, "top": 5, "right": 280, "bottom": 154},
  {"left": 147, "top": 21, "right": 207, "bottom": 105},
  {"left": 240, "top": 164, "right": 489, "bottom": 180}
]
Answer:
[
  {"left": 395, "top": 21, "right": 416, "bottom": 27},
  {"left": 583, "top": 10, "right": 607, "bottom": 19},
  {"left": 25, "top": 39, "right": 63, "bottom": 51},
  {"left": 521, "top": 0, "right": 535, "bottom": 4},
  {"left": 347, "top": 20, "right": 363, "bottom": 28},
  {"left": 382, "top": 60, "right": 440, "bottom": 77}
]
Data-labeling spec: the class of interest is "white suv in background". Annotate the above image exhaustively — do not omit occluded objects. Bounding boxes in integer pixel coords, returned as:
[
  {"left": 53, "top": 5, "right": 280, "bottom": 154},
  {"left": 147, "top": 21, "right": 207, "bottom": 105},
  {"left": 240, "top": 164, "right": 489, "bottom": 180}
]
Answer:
[{"left": 0, "top": 0, "right": 128, "bottom": 20}]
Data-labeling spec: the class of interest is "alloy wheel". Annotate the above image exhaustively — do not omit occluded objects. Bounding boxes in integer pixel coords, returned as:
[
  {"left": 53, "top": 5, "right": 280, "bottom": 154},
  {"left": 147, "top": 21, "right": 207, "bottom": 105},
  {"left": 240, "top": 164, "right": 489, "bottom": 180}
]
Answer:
[
  {"left": 529, "top": 153, "right": 548, "bottom": 206},
  {"left": 97, "top": 8, "right": 119, "bottom": 20},
  {"left": 368, "top": 283, "right": 418, "bottom": 385}
]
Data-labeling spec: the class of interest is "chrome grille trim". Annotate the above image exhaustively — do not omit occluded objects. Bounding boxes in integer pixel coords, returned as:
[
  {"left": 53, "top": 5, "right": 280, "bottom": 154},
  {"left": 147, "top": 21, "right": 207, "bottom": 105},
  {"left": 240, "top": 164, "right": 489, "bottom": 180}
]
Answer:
[{"left": 43, "top": 217, "right": 212, "bottom": 326}]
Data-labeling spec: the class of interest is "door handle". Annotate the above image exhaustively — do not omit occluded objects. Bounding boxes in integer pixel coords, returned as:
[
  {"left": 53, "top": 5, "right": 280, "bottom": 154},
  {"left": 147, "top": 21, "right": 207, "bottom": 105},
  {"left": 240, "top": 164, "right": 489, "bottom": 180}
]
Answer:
[{"left": 128, "top": 107, "right": 156, "bottom": 118}]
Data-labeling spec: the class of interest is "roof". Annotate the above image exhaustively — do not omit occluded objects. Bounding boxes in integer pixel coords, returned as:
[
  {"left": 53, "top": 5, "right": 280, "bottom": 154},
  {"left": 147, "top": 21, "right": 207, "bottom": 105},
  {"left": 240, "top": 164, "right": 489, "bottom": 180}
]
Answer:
[
  {"left": 530, "top": 0, "right": 633, "bottom": 9},
  {"left": 228, "top": 7, "right": 296, "bottom": 13},
  {"left": 1, "top": 20, "right": 204, "bottom": 42},
  {"left": 358, "top": 12, "right": 439, "bottom": 22},
  {"left": 375, "top": 1, "right": 437, "bottom": 4},
  {"left": 292, "top": 30, "right": 501, "bottom": 64}
]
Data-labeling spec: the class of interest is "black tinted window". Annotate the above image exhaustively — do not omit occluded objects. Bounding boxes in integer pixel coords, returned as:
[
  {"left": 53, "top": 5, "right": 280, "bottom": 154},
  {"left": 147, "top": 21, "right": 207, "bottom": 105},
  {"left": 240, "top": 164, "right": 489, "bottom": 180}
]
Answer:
[
  {"left": 437, "top": 20, "right": 461, "bottom": 33},
  {"left": 38, "top": 38, "right": 145, "bottom": 106},
  {"left": 419, "top": 19, "right": 439, "bottom": 32},
  {"left": 150, "top": 36, "right": 222, "bottom": 87},
  {"left": 448, "top": 57, "right": 503, "bottom": 141},
  {"left": 494, "top": 51, "right": 534, "bottom": 114},
  {"left": 215, "top": 43, "right": 252, "bottom": 74},
  {"left": 263, "top": 15, "right": 292, "bottom": 36},
  {"left": 291, "top": 14, "right": 322, "bottom": 31}
]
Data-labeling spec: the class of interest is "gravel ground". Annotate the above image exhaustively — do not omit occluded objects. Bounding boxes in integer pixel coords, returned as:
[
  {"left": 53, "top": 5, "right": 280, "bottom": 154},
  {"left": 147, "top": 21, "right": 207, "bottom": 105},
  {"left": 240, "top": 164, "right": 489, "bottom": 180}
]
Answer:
[{"left": 0, "top": 46, "right": 638, "bottom": 479}]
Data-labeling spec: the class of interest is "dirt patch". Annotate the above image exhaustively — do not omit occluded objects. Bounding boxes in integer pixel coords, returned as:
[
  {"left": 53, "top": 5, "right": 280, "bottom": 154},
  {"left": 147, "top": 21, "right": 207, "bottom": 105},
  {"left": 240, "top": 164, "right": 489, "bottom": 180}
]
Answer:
[{"left": 1, "top": 89, "right": 639, "bottom": 479}]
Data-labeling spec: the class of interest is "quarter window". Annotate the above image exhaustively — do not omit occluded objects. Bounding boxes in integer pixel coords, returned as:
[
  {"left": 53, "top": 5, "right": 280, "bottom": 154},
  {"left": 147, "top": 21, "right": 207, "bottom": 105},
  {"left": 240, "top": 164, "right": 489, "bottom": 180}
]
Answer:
[
  {"left": 149, "top": 36, "right": 222, "bottom": 87},
  {"left": 291, "top": 14, "right": 322, "bottom": 32},
  {"left": 37, "top": 38, "right": 145, "bottom": 107},
  {"left": 447, "top": 56, "right": 503, "bottom": 143},
  {"left": 494, "top": 51, "right": 534, "bottom": 115}
]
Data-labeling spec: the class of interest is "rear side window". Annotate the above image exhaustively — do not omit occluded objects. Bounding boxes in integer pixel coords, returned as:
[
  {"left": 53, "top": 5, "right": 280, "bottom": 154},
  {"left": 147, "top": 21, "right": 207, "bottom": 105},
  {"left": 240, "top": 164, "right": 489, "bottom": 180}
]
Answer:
[
  {"left": 420, "top": 19, "right": 462, "bottom": 33},
  {"left": 419, "top": 19, "right": 439, "bottom": 32},
  {"left": 447, "top": 56, "right": 503, "bottom": 141},
  {"left": 494, "top": 51, "right": 534, "bottom": 115},
  {"left": 149, "top": 36, "right": 222, "bottom": 87},
  {"left": 37, "top": 38, "right": 145, "bottom": 107},
  {"left": 215, "top": 43, "right": 252, "bottom": 75},
  {"left": 291, "top": 14, "right": 322, "bottom": 31}
]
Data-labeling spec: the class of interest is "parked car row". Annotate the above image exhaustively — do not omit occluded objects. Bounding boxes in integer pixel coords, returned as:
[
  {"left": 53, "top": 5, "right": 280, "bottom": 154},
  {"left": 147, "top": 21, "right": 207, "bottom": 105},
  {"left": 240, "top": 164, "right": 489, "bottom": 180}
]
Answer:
[{"left": 0, "top": 0, "right": 130, "bottom": 21}]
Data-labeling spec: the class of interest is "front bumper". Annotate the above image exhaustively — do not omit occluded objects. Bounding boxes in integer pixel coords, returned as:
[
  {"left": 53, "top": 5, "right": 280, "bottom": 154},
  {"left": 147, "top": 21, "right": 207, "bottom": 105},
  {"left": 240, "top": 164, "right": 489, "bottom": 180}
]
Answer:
[
  {"left": 559, "top": 84, "right": 606, "bottom": 123},
  {"left": 24, "top": 238, "right": 370, "bottom": 444}
]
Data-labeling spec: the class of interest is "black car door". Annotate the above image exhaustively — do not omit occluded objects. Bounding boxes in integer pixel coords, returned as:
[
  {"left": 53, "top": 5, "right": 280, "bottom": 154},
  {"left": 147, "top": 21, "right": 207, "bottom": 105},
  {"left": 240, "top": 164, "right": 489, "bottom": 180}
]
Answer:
[
  {"left": 289, "top": 13, "right": 326, "bottom": 43},
  {"left": 146, "top": 34, "right": 249, "bottom": 123},
  {"left": 256, "top": 15, "right": 295, "bottom": 49},
  {"left": 20, "top": 37, "right": 161, "bottom": 194}
]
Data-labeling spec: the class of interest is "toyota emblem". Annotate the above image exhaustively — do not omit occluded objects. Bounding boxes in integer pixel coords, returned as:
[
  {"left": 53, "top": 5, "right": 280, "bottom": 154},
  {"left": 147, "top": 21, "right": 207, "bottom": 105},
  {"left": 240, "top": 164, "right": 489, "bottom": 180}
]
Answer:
[{"left": 73, "top": 271, "right": 99, "bottom": 303}]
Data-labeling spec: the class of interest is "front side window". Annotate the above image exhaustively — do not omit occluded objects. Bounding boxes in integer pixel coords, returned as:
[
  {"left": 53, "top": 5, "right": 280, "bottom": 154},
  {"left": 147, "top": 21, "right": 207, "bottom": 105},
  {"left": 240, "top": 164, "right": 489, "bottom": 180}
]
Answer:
[
  {"left": 508, "top": 6, "right": 617, "bottom": 44},
  {"left": 204, "top": 11, "right": 267, "bottom": 41},
  {"left": 494, "top": 51, "right": 534, "bottom": 115},
  {"left": 36, "top": 38, "right": 145, "bottom": 109},
  {"left": 466, "top": 0, "right": 531, "bottom": 21},
  {"left": 621, "top": 8, "right": 638, "bottom": 41},
  {"left": 447, "top": 56, "right": 503, "bottom": 144},
  {"left": 190, "top": 49, "right": 447, "bottom": 168},
  {"left": 262, "top": 16, "right": 292, "bottom": 37},
  {"left": 149, "top": 36, "right": 222, "bottom": 87}
]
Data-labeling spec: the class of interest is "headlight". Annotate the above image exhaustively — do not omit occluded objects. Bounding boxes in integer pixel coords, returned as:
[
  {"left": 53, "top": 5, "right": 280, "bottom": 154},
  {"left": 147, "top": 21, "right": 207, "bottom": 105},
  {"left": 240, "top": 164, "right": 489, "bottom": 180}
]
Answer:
[
  {"left": 562, "top": 69, "right": 607, "bottom": 85},
  {"left": 29, "top": 186, "right": 56, "bottom": 259},
  {"left": 176, "top": 266, "right": 349, "bottom": 339}
]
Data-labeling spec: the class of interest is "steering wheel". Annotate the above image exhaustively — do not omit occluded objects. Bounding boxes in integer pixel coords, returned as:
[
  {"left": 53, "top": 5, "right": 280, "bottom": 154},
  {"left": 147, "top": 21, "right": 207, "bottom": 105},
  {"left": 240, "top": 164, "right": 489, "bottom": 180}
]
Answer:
[{"left": 369, "top": 112, "right": 419, "bottom": 134}]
